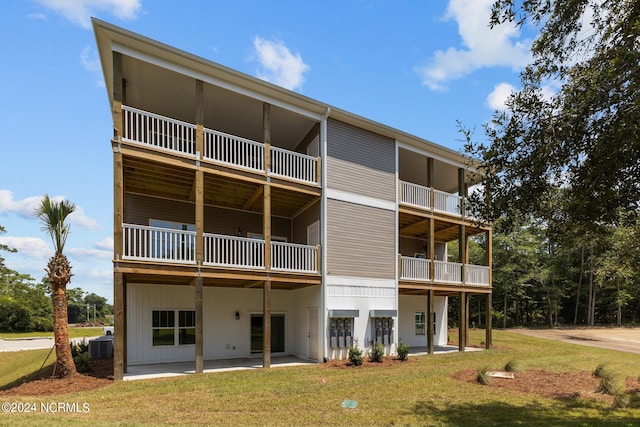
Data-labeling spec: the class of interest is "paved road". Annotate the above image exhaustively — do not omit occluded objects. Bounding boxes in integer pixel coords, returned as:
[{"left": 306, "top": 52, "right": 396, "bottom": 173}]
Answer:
[
  {"left": 507, "top": 327, "right": 640, "bottom": 354},
  {"left": 0, "top": 337, "right": 101, "bottom": 352}
]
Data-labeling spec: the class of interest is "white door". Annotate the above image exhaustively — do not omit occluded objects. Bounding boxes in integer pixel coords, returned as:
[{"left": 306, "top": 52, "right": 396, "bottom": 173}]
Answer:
[{"left": 308, "top": 307, "right": 319, "bottom": 361}]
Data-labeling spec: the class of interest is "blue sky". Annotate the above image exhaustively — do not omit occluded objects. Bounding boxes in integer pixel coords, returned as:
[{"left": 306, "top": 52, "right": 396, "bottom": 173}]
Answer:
[{"left": 0, "top": 0, "right": 537, "bottom": 303}]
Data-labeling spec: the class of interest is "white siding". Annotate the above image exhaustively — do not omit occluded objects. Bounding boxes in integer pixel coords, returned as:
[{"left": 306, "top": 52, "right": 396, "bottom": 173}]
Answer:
[{"left": 398, "top": 295, "right": 448, "bottom": 347}]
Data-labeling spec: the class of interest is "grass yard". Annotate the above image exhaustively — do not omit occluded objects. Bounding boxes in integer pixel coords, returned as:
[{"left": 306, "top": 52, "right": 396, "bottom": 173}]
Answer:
[
  {"left": 0, "top": 327, "right": 104, "bottom": 340},
  {"left": 1, "top": 329, "right": 640, "bottom": 426}
]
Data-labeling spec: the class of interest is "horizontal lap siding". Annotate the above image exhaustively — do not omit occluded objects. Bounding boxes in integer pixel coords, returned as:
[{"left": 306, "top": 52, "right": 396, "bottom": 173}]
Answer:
[
  {"left": 326, "top": 199, "right": 395, "bottom": 279},
  {"left": 326, "top": 119, "right": 395, "bottom": 201}
]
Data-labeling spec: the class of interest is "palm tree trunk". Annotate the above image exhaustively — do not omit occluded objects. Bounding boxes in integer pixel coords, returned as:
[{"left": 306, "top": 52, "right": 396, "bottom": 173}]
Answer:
[{"left": 48, "top": 253, "right": 77, "bottom": 378}]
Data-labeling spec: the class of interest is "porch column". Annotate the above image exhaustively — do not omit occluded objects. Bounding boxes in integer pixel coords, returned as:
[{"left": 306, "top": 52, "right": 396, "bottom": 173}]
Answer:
[
  {"left": 427, "top": 157, "right": 434, "bottom": 213},
  {"left": 458, "top": 291, "right": 467, "bottom": 352},
  {"left": 263, "top": 103, "right": 272, "bottom": 369},
  {"left": 113, "top": 272, "right": 125, "bottom": 380},
  {"left": 485, "top": 293, "right": 493, "bottom": 349},
  {"left": 458, "top": 168, "right": 466, "bottom": 286},
  {"left": 465, "top": 293, "right": 470, "bottom": 347},
  {"left": 194, "top": 80, "right": 205, "bottom": 374},
  {"left": 429, "top": 217, "right": 435, "bottom": 282},
  {"left": 427, "top": 289, "right": 434, "bottom": 354},
  {"left": 485, "top": 228, "right": 493, "bottom": 349}
]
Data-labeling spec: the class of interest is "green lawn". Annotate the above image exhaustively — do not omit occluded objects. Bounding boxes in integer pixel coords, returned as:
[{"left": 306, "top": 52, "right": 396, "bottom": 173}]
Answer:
[
  {"left": 0, "top": 327, "right": 103, "bottom": 340},
  {"left": 1, "top": 329, "right": 640, "bottom": 426}
]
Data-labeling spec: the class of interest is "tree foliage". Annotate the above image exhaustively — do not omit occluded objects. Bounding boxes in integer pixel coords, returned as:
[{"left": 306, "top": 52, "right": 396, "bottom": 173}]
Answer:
[{"left": 466, "top": 0, "right": 640, "bottom": 228}]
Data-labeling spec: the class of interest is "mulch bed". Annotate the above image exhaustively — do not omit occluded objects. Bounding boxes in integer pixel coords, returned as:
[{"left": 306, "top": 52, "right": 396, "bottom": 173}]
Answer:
[{"left": 0, "top": 358, "right": 114, "bottom": 396}]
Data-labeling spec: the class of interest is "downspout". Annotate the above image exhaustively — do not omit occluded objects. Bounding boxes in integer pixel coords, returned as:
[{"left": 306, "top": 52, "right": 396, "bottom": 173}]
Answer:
[{"left": 321, "top": 106, "right": 330, "bottom": 362}]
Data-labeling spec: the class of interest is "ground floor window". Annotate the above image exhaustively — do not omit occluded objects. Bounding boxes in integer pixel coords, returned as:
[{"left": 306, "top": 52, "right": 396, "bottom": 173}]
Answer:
[
  {"left": 152, "top": 309, "right": 195, "bottom": 346},
  {"left": 415, "top": 312, "right": 425, "bottom": 335},
  {"left": 250, "top": 314, "right": 285, "bottom": 353}
]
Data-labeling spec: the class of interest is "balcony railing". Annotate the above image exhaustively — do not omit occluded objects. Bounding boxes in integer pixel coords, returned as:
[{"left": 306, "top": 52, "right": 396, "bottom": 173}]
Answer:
[
  {"left": 122, "top": 105, "right": 196, "bottom": 155},
  {"left": 271, "top": 241, "right": 319, "bottom": 273},
  {"left": 399, "top": 256, "right": 489, "bottom": 286},
  {"left": 121, "top": 224, "right": 319, "bottom": 274},
  {"left": 122, "top": 224, "right": 196, "bottom": 264},
  {"left": 203, "top": 233, "right": 265, "bottom": 269},
  {"left": 121, "top": 105, "right": 318, "bottom": 185},
  {"left": 400, "top": 256, "right": 431, "bottom": 281},
  {"left": 465, "top": 264, "right": 490, "bottom": 286},
  {"left": 399, "top": 180, "right": 463, "bottom": 217}
]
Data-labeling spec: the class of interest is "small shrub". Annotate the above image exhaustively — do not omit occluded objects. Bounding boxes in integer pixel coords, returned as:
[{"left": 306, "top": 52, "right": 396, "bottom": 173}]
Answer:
[
  {"left": 476, "top": 367, "right": 491, "bottom": 386},
  {"left": 595, "top": 375, "right": 618, "bottom": 395},
  {"left": 592, "top": 363, "right": 611, "bottom": 379},
  {"left": 396, "top": 341, "right": 410, "bottom": 362},
  {"left": 504, "top": 360, "right": 520, "bottom": 372},
  {"left": 612, "top": 391, "right": 630, "bottom": 409},
  {"left": 70, "top": 338, "right": 92, "bottom": 373},
  {"left": 369, "top": 342, "right": 384, "bottom": 363},
  {"left": 347, "top": 344, "right": 363, "bottom": 367}
]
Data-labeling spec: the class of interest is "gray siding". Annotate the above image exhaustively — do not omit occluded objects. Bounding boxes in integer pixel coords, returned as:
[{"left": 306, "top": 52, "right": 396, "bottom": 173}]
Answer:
[
  {"left": 326, "top": 119, "right": 396, "bottom": 201},
  {"left": 326, "top": 199, "right": 395, "bottom": 279}
]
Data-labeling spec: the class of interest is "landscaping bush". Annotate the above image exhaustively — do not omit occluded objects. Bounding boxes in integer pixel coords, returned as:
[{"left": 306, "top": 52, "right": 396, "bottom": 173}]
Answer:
[
  {"left": 396, "top": 341, "right": 409, "bottom": 361},
  {"left": 347, "top": 343, "right": 363, "bottom": 366},
  {"left": 504, "top": 360, "right": 520, "bottom": 372},
  {"left": 70, "top": 338, "right": 92, "bottom": 373},
  {"left": 476, "top": 367, "right": 491, "bottom": 385},
  {"left": 369, "top": 342, "right": 384, "bottom": 363}
]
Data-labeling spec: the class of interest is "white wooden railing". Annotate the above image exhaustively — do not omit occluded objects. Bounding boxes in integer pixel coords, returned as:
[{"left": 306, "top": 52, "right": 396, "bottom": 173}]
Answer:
[
  {"left": 122, "top": 106, "right": 196, "bottom": 155},
  {"left": 203, "top": 233, "right": 265, "bottom": 269},
  {"left": 400, "top": 181, "right": 432, "bottom": 209},
  {"left": 203, "top": 128, "right": 264, "bottom": 172},
  {"left": 434, "top": 260, "right": 462, "bottom": 283},
  {"left": 399, "top": 181, "right": 465, "bottom": 217},
  {"left": 433, "top": 189, "right": 462, "bottom": 216},
  {"left": 122, "top": 224, "right": 196, "bottom": 264},
  {"left": 465, "top": 265, "right": 490, "bottom": 286},
  {"left": 400, "top": 257, "right": 489, "bottom": 286},
  {"left": 120, "top": 106, "right": 318, "bottom": 184},
  {"left": 271, "top": 147, "right": 317, "bottom": 184},
  {"left": 400, "top": 256, "right": 431, "bottom": 281},
  {"left": 271, "top": 241, "right": 318, "bottom": 273}
]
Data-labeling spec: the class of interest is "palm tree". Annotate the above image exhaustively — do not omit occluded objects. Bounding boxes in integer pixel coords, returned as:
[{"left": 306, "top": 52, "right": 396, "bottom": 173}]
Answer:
[{"left": 34, "top": 195, "right": 77, "bottom": 377}]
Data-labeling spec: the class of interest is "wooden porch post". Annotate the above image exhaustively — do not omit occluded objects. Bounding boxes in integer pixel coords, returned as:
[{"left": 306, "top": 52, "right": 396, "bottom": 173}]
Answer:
[
  {"left": 112, "top": 49, "right": 125, "bottom": 380},
  {"left": 427, "top": 289, "right": 434, "bottom": 354},
  {"left": 429, "top": 217, "right": 435, "bottom": 282},
  {"left": 458, "top": 291, "right": 467, "bottom": 352},
  {"left": 486, "top": 228, "right": 493, "bottom": 349},
  {"left": 263, "top": 103, "right": 272, "bottom": 369},
  {"left": 194, "top": 80, "right": 205, "bottom": 374}
]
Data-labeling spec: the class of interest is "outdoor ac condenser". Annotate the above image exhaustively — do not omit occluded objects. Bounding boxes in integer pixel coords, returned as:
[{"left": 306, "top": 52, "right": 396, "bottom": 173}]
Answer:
[{"left": 89, "top": 335, "right": 114, "bottom": 359}]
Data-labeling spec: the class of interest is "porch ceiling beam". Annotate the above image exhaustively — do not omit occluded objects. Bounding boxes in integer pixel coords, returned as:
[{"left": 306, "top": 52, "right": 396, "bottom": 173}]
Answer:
[
  {"left": 400, "top": 218, "right": 429, "bottom": 234},
  {"left": 291, "top": 196, "right": 320, "bottom": 219},
  {"left": 243, "top": 186, "right": 264, "bottom": 211}
]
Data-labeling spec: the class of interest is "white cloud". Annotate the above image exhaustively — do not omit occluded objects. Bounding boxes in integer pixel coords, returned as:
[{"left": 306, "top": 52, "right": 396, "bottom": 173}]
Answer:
[
  {"left": 252, "top": 36, "right": 310, "bottom": 91},
  {"left": 0, "top": 190, "right": 43, "bottom": 218},
  {"left": 487, "top": 82, "right": 515, "bottom": 111},
  {"left": 31, "top": 0, "right": 141, "bottom": 29},
  {"left": 67, "top": 247, "right": 112, "bottom": 260},
  {"left": 0, "top": 190, "right": 100, "bottom": 230},
  {"left": 81, "top": 46, "right": 101, "bottom": 72},
  {"left": 28, "top": 13, "right": 47, "bottom": 20},
  {"left": 0, "top": 236, "right": 51, "bottom": 259},
  {"left": 416, "top": 0, "right": 531, "bottom": 91},
  {"left": 95, "top": 237, "right": 114, "bottom": 251}
]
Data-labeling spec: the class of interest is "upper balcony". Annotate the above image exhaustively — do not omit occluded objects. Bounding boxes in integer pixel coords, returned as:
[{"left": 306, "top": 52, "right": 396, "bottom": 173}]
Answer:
[
  {"left": 121, "top": 223, "right": 320, "bottom": 275},
  {"left": 399, "top": 180, "right": 469, "bottom": 218},
  {"left": 121, "top": 105, "right": 319, "bottom": 186}
]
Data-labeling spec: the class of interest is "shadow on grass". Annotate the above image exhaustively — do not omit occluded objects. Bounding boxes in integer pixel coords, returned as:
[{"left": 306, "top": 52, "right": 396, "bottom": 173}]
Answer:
[
  {"left": 0, "top": 362, "right": 55, "bottom": 391},
  {"left": 411, "top": 399, "right": 638, "bottom": 425}
]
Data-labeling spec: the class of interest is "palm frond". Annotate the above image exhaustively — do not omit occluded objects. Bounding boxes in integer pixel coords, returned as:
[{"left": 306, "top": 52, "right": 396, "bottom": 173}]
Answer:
[{"left": 34, "top": 195, "right": 76, "bottom": 253}]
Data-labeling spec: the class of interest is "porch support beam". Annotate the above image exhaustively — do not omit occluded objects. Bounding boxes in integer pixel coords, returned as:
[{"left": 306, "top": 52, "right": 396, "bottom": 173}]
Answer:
[
  {"left": 263, "top": 102, "right": 272, "bottom": 369},
  {"left": 427, "top": 289, "right": 434, "bottom": 354},
  {"left": 458, "top": 291, "right": 467, "bottom": 352},
  {"left": 243, "top": 186, "right": 263, "bottom": 211},
  {"left": 113, "top": 272, "right": 125, "bottom": 380},
  {"left": 485, "top": 292, "right": 493, "bottom": 349},
  {"left": 429, "top": 217, "right": 435, "bottom": 283}
]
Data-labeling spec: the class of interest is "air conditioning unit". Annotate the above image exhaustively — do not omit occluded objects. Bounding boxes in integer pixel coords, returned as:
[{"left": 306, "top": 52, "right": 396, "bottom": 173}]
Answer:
[{"left": 89, "top": 335, "right": 114, "bottom": 359}]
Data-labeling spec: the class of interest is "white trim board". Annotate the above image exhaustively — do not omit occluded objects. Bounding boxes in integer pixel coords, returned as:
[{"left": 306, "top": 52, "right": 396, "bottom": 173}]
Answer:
[{"left": 326, "top": 188, "right": 395, "bottom": 211}]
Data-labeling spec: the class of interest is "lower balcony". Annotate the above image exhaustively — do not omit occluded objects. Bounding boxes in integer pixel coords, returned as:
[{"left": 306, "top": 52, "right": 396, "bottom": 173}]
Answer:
[
  {"left": 121, "top": 224, "right": 319, "bottom": 274},
  {"left": 399, "top": 256, "right": 489, "bottom": 287}
]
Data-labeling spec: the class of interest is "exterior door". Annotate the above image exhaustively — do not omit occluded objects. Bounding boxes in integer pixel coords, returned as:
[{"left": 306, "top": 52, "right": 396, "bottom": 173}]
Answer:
[{"left": 308, "top": 308, "right": 319, "bottom": 361}]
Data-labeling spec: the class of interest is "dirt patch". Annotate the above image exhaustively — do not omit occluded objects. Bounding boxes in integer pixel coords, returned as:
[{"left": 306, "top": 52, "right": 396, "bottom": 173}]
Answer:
[
  {"left": 507, "top": 327, "right": 640, "bottom": 354},
  {"left": 452, "top": 369, "right": 640, "bottom": 403},
  {"left": 0, "top": 358, "right": 113, "bottom": 396}
]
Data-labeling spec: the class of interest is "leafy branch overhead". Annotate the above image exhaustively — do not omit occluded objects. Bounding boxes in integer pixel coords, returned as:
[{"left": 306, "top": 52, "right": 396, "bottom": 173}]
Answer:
[{"left": 466, "top": 0, "right": 640, "bottom": 229}]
